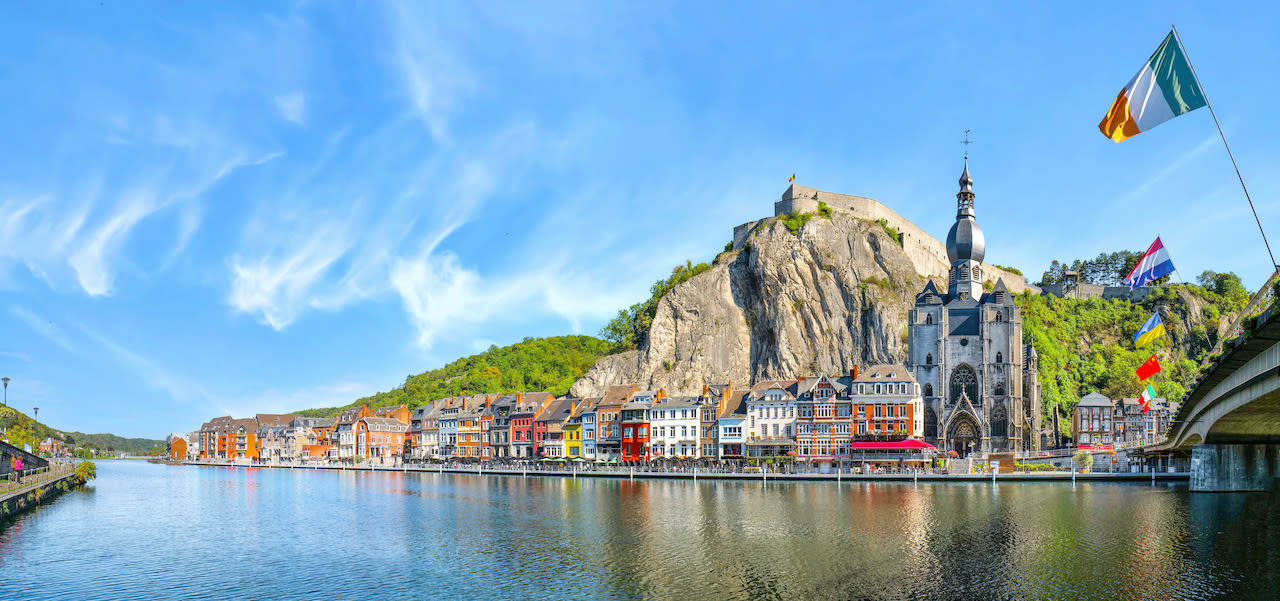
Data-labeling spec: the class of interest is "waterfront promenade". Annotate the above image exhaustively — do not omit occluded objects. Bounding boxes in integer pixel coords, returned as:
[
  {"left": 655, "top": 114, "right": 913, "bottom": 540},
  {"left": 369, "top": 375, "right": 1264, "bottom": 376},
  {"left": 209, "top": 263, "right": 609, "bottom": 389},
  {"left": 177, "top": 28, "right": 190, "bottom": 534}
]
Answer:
[{"left": 182, "top": 459, "right": 1188, "bottom": 483}]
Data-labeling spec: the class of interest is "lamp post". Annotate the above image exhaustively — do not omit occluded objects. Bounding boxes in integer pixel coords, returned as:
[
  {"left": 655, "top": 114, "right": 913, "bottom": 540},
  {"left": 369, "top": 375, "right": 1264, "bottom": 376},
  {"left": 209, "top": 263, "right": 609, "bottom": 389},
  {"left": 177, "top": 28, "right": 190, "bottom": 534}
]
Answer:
[
  {"left": 33, "top": 407, "right": 39, "bottom": 449},
  {"left": 2, "top": 377, "right": 9, "bottom": 408}
]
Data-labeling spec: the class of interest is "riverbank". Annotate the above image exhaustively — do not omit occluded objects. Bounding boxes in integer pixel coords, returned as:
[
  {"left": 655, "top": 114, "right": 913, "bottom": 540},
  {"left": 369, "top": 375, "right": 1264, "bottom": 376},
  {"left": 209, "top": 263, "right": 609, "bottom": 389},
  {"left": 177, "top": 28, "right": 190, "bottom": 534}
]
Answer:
[
  {"left": 181, "top": 460, "right": 1189, "bottom": 483},
  {"left": 0, "top": 464, "right": 80, "bottom": 521}
]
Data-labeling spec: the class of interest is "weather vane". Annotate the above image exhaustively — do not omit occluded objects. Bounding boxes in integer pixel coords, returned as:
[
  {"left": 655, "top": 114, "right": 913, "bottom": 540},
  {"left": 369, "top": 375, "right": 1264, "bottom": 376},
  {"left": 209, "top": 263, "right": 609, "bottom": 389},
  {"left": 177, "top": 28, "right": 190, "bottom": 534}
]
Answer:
[{"left": 961, "top": 129, "right": 972, "bottom": 160}]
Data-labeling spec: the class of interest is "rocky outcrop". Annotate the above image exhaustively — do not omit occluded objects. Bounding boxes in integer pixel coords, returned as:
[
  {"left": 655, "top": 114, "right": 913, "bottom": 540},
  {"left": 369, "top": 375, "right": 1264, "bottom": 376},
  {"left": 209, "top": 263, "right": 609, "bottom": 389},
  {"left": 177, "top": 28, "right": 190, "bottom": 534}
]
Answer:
[{"left": 570, "top": 213, "right": 946, "bottom": 397}]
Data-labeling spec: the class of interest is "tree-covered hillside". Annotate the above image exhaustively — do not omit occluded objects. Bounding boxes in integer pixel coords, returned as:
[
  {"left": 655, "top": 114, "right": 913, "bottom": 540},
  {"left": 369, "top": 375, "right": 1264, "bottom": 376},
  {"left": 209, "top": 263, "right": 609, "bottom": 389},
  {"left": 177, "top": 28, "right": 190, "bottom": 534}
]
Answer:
[
  {"left": 0, "top": 407, "right": 163, "bottom": 455},
  {"left": 1019, "top": 273, "right": 1250, "bottom": 432},
  {"left": 297, "top": 335, "right": 613, "bottom": 417}
]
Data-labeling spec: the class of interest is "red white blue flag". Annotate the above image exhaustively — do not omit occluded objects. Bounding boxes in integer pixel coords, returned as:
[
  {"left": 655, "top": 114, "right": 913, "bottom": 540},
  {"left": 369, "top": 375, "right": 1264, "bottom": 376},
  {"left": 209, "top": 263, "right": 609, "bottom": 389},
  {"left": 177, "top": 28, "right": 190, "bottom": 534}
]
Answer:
[{"left": 1124, "top": 236, "right": 1176, "bottom": 290}]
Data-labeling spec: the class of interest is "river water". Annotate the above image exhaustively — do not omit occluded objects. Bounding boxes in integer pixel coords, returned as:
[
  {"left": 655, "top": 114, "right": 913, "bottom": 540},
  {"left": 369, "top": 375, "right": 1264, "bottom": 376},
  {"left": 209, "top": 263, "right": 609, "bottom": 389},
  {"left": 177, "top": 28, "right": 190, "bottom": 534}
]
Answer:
[{"left": 1, "top": 461, "right": 1278, "bottom": 600}]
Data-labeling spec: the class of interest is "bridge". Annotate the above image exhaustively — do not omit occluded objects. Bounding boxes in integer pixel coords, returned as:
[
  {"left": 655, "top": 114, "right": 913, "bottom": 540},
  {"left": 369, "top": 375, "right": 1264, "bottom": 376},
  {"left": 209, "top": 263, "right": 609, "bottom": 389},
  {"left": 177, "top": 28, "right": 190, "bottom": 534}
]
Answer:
[{"left": 1145, "top": 286, "right": 1280, "bottom": 491}]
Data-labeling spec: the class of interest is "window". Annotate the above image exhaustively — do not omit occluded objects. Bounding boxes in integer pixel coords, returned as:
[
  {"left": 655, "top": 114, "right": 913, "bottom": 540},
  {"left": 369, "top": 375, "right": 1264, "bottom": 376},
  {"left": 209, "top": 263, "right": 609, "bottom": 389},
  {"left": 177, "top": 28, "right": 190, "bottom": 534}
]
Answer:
[
  {"left": 772, "top": 424, "right": 779, "bottom": 437},
  {"left": 639, "top": 427, "right": 647, "bottom": 437},
  {"left": 784, "top": 425, "right": 791, "bottom": 437},
  {"left": 950, "top": 365, "right": 979, "bottom": 404},
  {"left": 837, "top": 406, "right": 850, "bottom": 417},
  {"left": 959, "top": 266, "right": 969, "bottom": 279},
  {"left": 926, "top": 353, "right": 933, "bottom": 365},
  {"left": 996, "top": 351, "right": 1003, "bottom": 363},
  {"left": 760, "top": 425, "right": 767, "bottom": 438},
  {"left": 875, "top": 384, "right": 881, "bottom": 395},
  {"left": 925, "top": 314, "right": 933, "bottom": 325},
  {"left": 995, "top": 311, "right": 1004, "bottom": 322}
]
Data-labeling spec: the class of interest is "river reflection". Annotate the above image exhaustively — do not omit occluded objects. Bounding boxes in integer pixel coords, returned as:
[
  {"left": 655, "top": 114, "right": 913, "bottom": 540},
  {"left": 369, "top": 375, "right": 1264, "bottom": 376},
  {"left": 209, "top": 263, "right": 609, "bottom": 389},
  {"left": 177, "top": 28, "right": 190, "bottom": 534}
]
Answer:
[{"left": 1, "top": 462, "right": 1277, "bottom": 600}]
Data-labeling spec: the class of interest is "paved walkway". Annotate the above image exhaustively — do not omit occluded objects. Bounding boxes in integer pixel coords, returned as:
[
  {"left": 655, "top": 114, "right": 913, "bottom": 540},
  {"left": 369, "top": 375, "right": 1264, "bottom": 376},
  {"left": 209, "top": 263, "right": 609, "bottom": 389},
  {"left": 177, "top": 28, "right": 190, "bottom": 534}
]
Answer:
[
  {"left": 182, "top": 461, "right": 1189, "bottom": 483},
  {"left": 0, "top": 465, "right": 74, "bottom": 504}
]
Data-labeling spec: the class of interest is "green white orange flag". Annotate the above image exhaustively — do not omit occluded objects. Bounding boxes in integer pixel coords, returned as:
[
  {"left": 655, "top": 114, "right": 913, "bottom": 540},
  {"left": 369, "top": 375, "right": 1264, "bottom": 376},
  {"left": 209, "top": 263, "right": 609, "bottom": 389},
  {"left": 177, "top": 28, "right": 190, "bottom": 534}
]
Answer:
[
  {"left": 1099, "top": 31, "right": 1207, "bottom": 142},
  {"left": 1138, "top": 383, "right": 1157, "bottom": 413}
]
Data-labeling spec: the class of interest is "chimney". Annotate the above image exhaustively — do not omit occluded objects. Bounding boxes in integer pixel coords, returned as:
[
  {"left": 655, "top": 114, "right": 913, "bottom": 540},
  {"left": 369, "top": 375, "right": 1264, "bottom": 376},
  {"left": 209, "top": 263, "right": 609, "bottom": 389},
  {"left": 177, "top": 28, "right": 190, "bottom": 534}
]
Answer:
[
  {"left": 516, "top": 391, "right": 523, "bottom": 406},
  {"left": 852, "top": 364, "right": 860, "bottom": 379}
]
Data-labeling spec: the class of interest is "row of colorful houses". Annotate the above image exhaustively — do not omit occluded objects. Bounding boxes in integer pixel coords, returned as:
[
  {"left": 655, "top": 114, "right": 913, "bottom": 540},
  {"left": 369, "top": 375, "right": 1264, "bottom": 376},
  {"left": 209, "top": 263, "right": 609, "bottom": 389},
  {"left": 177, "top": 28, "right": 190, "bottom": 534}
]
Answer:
[{"left": 174, "top": 364, "right": 935, "bottom": 468}]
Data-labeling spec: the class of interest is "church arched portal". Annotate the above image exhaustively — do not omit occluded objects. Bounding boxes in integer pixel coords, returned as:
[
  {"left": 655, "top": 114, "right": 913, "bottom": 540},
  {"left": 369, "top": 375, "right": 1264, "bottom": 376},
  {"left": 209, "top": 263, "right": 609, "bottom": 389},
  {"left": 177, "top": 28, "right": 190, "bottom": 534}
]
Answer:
[{"left": 948, "top": 413, "right": 981, "bottom": 458}]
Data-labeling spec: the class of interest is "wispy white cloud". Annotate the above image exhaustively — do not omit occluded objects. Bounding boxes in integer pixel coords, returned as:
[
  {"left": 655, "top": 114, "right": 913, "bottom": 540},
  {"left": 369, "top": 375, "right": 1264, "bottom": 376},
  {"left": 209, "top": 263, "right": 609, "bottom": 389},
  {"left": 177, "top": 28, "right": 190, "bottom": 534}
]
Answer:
[
  {"left": 0, "top": 351, "right": 31, "bottom": 362},
  {"left": 274, "top": 92, "right": 307, "bottom": 125},
  {"left": 74, "top": 322, "right": 219, "bottom": 408},
  {"left": 10, "top": 306, "right": 80, "bottom": 356},
  {"left": 386, "top": 2, "right": 474, "bottom": 144}
]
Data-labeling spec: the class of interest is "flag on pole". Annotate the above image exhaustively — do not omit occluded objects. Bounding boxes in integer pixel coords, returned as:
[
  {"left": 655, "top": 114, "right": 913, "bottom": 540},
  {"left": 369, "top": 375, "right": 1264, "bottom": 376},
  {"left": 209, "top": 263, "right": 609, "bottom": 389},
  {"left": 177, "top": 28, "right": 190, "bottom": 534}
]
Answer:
[
  {"left": 1138, "top": 383, "right": 1157, "bottom": 413},
  {"left": 1099, "top": 31, "right": 1207, "bottom": 142},
  {"left": 1133, "top": 313, "right": 1166, "bottom": 347},
  {"left": 1124, "top": 236, "right": 1177, "bottom": 290},
  {"left": 788, "top": 173, "right": 795, "bottom": 183},
  {"left": 1136, "top": 354, "right": 1162, "bottom": 381}
]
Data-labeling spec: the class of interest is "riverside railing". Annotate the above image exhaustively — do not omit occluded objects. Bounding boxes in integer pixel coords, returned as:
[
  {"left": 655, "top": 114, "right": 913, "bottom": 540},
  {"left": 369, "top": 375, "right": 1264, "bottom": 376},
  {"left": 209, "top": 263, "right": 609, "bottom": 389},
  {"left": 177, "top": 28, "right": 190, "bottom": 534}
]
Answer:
[{"left": 0, "top": 464, "right": 72, "bottom": 496}]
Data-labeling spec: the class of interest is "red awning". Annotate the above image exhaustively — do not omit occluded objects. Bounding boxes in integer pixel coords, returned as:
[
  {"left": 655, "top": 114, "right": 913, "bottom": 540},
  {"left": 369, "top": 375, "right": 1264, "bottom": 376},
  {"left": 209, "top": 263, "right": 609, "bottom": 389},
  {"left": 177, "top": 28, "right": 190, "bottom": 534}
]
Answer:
[{"left": 848, "top": 440, "right": 936, "bottom": 452}]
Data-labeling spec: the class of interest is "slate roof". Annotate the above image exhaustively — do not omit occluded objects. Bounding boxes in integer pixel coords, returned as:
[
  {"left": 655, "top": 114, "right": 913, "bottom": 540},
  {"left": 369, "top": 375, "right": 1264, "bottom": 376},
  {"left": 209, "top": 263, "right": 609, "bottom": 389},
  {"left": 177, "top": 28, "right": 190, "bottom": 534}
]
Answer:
[
  {"left": 361, "top": 417, "right": 410, "bottom": 432},
  {"left": 718, "top": 390, "right": 750, "bottom": 419},
  {"left": 852, "top": 365, "right": 915, "bottom": 383}
]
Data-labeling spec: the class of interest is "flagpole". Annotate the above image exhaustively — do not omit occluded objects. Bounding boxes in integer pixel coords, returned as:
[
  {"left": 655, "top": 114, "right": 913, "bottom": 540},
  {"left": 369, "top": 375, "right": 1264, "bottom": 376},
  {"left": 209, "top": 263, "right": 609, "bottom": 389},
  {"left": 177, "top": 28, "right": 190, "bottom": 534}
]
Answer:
[{"left": 1171, "top": 24, "right": 1279, "bottom": 273}]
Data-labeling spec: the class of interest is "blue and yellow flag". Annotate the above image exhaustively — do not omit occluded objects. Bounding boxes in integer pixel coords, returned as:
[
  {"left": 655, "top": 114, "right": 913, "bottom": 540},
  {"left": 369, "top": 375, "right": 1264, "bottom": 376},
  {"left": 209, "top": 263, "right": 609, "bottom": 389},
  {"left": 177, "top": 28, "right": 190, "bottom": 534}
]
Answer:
[{"left": 1133, "top": 313, "right": 1166, "bottom": 347}]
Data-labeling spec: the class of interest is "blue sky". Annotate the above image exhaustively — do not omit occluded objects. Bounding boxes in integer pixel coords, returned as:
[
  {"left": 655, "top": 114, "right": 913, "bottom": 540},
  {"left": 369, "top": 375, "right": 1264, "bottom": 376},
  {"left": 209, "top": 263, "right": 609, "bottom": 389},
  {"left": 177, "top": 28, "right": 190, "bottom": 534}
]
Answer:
[{"left": 3, "top": 2, "right": 1278, "bottom": 438}]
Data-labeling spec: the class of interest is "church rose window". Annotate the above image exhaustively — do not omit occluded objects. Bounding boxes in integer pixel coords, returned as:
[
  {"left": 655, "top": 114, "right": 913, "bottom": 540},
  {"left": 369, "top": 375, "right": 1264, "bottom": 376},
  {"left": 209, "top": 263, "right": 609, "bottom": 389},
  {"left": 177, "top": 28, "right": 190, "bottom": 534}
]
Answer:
[
  {"left": 950, "top": 365, "right": 978, "bottom": 404},
  {"left": 991, "top": 406, "right": 1008, "bottom": 438}
]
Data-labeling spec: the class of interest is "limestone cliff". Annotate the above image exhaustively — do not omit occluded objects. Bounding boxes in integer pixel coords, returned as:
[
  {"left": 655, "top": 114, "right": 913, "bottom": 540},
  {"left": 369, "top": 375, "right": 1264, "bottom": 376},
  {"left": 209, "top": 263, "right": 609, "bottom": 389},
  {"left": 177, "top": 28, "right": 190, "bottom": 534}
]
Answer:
[{"left": 570, "top": 213, "right": 947, "bottom": 397}]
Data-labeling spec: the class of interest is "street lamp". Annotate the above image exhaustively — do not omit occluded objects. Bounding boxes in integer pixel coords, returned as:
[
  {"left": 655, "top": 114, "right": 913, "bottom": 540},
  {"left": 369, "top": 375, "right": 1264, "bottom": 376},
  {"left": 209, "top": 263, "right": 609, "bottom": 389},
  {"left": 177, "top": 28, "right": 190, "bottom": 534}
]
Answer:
[{"left": 2, "top": 377, "right": 9, "bottom": 408}]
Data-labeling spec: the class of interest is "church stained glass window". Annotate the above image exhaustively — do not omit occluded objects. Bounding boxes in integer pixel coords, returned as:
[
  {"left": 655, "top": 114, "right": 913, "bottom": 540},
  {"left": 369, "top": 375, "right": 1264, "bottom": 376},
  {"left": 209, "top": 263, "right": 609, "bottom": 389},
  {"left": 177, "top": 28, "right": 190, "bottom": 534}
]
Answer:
[{"left": 950, "top": 365, "right": 978, "bottom": 404}]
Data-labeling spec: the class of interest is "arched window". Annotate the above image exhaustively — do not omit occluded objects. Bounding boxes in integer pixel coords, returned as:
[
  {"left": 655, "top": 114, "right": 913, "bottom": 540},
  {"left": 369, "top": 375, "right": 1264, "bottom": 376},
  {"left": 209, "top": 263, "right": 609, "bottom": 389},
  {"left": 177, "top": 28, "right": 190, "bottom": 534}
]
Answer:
[
  {"left": 950, "top": 365, "right": 979, "bottom": 404},
  {"left": 926, "top": 353, "right": 933, "bottom": 365},
  {"left": 924, "top": 384, "right": 933, "bottom": 397},
  {"left": 925, "top": 314, "right": 933, "bottom": 325},
  {"left": 995, "top": 351, "right": 1003, "bottom": 363},
  {"left": 994, "top": 382, "right": 1006, "bottom": 396},
  {"left": 991, "top": 406, "right": 1008, "bottom": 438},
  {"left": 995, "top": 312, "right": 1004, "bottom": 322},
  {"left": 959, "top": 266, "right": 969, "bottom": 280},
  {"left": 924, "top": 408, "right": 938, "bottom": 438}
]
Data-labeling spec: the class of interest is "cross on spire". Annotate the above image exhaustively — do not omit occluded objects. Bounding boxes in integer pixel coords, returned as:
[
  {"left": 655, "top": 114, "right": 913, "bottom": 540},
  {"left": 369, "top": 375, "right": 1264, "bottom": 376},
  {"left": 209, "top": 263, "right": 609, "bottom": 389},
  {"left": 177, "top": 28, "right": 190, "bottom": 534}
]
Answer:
[{"left": 961, "top": 129, "right": 972, "bottom": 160}]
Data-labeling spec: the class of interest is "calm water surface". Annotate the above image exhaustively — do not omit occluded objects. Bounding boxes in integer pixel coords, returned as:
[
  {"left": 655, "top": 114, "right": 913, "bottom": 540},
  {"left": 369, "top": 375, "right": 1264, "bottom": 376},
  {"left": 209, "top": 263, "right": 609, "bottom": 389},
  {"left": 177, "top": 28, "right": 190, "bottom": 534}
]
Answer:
[{"left": 2, "top": 461, "right": 1279, "bottom": 600}]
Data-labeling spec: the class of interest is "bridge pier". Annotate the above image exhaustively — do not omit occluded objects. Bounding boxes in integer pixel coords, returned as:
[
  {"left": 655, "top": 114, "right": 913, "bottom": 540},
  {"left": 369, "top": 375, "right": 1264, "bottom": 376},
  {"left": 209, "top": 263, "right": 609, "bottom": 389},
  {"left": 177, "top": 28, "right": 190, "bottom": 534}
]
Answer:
[{"left": 1191, "top": 444, "right": 1280, "bottom": 492}]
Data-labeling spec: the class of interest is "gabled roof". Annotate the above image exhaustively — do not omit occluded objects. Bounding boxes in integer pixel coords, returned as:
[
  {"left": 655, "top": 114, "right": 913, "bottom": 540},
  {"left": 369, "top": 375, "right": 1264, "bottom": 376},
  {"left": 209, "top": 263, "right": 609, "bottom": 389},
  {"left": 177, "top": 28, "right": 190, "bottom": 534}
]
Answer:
[
  {"left": 916, "top": 280, "right": 943, "bottom": 305},
  {"left": 336, "top": 406, "right": 365, "bottom": 425},
  {"left": 361, "top": 416, "right": 410, "bottom": 432},
  {"left": 292, "top": 417, "right": 334, "bottom": 429},
  {"left": 597, "top": 384, "right": 638, "bottom": 408},
  {"left": 852, "top": 365, "right": 915, "bottom": 383},
  {"left": 718, "top": 390, "right": 750, "bottom": 419},
  {"left": 256, "top": 414, "right": 298, "bottom": 428},
  {"left": 535, "top": 398, "right": 576, "bottom": 424},
  {"left": 571, "top": 397, "right": 601, "bottom": 418},
  {"left": 1077, "top": 392, "right": 1113, "bottom": 408},
  {"left": 748, "top": 379, "right": 795, "bottom": 401}
]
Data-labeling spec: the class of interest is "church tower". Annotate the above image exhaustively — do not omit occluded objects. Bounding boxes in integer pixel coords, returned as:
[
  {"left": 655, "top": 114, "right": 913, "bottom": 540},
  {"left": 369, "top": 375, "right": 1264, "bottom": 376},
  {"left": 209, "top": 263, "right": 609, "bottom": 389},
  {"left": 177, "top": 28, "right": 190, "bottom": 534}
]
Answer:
[
  {"left": 907, "top": 160, "right": 1040, "bottom": 458},
  {"left": 946, "top": 160, "right": 985, "bottom": 301}
]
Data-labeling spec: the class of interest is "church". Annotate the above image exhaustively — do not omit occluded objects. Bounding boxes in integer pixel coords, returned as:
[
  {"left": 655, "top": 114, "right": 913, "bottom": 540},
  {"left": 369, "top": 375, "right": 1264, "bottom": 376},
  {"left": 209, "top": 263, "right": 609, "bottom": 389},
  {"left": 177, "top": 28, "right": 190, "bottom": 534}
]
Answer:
[{"left": 907, "top": 162, "right": 1041, "bottom": 457}]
